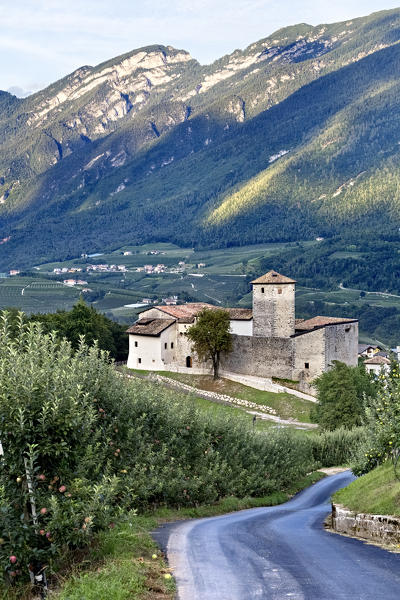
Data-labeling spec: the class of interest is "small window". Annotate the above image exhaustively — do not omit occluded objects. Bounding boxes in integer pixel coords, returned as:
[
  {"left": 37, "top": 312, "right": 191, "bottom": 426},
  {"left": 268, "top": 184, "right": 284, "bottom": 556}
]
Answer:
[
  {"left": 171, "top": 342, "right": 174, "bottom": 349},
  {"left": 345, "top": 326, "right": 351, "bottom": 332},
  {"left": 305, "top": 362, "right": 309, "bottom": 369},
  {"left": 180, "top": 332, "right": 183, "bottom": 336},
  {"left": 278, "top": 288, "right": 282, "bottom": 295},
  {"left": 164, "top": 342, "right": 167, "bottom": 349},
  {"left": 261, "top": 287, "right": 265, "bottom": 294},
  {"left": 134, "top": 341, "right": 138, "bottom": 347},
  {"left": 138, "top": 358, "right": 142, "bottom": 364}
]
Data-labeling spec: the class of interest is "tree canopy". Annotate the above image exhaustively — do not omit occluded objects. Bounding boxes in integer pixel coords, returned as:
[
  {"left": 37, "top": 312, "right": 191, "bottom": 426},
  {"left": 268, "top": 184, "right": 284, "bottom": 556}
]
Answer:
[
  {"left": 186, "top": 308, "right": 232, "bottom": 379},
  {"left": 312, "top": 361, "right": 377, "bottom": 430}
]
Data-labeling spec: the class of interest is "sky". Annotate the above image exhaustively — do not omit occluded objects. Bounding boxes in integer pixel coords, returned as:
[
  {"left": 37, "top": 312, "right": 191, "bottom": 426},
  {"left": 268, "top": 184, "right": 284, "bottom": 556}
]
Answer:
[{"left": 1, "top": 0, "right": 400, "bottom": 96}]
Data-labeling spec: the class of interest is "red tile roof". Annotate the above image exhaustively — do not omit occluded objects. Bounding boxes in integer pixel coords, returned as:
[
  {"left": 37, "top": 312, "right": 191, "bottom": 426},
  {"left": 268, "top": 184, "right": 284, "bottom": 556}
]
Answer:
[
  {"left": 155, "top": 303, "right": 215, "bottom": 321},
  {"left": 251, "top": 270, "right": 296, "bottom": 285},
  {"left": 295, "top": 316, "right": 357, "bottom": 331},
  {"left": 226, "top": 308, "right": 253, "bottom": 320},
  {"left": 126, "top": 318, "right": 175, "bottom": 336},
  {"left": 364, "top": 356, "right": 391, "bottom": 365}
]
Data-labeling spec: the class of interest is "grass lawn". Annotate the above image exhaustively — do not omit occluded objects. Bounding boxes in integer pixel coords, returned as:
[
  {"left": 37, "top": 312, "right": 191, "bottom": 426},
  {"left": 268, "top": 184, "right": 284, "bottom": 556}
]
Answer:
[
  {"left": 3, "top": 472, "right": 324, "bottom": 600},
  {"left": 161, "top": 372, "right": 314, "bottom": 424},
  {"left": 333, "top": 461, "right": 400, "bottom": 516}
]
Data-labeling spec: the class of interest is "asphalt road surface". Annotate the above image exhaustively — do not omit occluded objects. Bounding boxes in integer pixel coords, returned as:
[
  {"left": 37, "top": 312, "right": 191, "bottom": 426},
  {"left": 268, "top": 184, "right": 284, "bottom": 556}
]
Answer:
[{"left": 153, "top": 472, "right": 400, "bottom": 599}]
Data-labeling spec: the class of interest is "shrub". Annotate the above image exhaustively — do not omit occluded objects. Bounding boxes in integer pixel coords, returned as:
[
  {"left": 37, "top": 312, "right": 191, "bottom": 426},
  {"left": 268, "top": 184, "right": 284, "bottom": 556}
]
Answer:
[
  {"left": 312, "top": 361, "right": 377, "bottom": 430},
  {"left": 309, "top": 427, "right": 368, "bottom": 467},
  {"left": 352, "top": 366, "right": 400, "bottom": 475}
]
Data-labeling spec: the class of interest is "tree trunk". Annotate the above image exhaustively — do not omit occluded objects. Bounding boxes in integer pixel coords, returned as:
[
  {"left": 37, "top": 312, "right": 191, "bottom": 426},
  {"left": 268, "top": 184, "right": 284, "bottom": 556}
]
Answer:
[{"left": 213, "top": 352, "right": 220, "bottom": 380}]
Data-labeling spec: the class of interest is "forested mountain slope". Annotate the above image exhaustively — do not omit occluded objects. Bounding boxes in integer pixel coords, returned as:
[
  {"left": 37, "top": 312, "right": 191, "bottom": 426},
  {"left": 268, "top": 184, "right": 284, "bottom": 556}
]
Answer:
[{"left": 1, "top": 8, "right": 400, "bottom": 270}]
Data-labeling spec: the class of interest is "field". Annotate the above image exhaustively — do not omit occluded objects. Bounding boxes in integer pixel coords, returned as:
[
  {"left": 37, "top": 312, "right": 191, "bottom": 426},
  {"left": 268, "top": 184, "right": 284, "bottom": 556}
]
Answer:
[
  {"left": 160, "top": 372, "right": 314, "bottom": 425},
  {"left": 0, "top": 241, "right": 398, "bottom": 347}
]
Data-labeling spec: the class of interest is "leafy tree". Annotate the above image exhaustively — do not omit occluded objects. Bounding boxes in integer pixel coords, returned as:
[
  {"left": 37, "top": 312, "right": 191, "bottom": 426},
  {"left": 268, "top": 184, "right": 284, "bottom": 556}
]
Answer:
[
  {"left": 0, "top": 313, "right": 128, "bottom": 586},
  {"left": 352, "top": 364, "right": 400, "bottom": 475},
  {"left": 312, "top": 361, "right": 377, "bottom": 430},
  {"left": 186, "top": 308, "right": 232, "bottom": 379},
  {"left": 30, "top": 298, "right": 128, "bottom": 360}
]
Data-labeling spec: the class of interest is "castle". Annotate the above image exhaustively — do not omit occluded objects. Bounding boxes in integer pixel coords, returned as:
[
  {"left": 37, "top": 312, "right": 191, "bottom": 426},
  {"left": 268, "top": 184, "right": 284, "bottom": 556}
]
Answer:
[{"left": 126, "top": 271, "right": 358, "bottom": 392}]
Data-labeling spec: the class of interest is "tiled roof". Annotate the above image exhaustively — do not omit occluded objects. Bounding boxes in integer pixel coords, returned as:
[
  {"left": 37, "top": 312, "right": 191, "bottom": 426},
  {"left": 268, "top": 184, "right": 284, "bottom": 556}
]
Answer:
[
  {"left": 251, "top": 270, "right": 296, "bottom": 285},
  {"left": 358, "top": 344, "right": 381, "bottom": 353},
  {"left": 295, "top": 316, "right": 357, "bottom": 331},
  {"left": 226, "top": 308, "right": 253, "bottom": 320},
  {"left": 364, "top": 356, "right": 391, "bottom": 365},
  {"left": 156, "top": 303, "right": 215, "bottom": 321},
  {"left": 126, "top": 318, "right": 175, "bottom": 337}
]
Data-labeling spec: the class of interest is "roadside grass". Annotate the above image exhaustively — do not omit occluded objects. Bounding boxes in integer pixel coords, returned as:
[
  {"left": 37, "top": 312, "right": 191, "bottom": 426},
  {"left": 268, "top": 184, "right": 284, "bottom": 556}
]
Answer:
[
  {"left": 1, "top": 472, "right": 324, "bottom": 600},
  {"left": 160, "top": 372, "right": 314, "bottom": 423},
  {"left": 333, "top": 461, "right": 400, "bottom": 516}
]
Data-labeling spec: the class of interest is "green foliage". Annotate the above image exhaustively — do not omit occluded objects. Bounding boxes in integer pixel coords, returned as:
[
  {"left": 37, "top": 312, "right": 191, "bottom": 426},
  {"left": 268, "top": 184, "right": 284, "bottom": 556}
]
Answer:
[
  {"left": 352, "top": 365, "right": 400, "bottom": 475},
  {"left": 333, "top": 460, "right": 400, "bottom": 516},
  {"left": 0, "top": 313, "right": 131, "bottom": 586},
  {"left": 29, "top": 298, "right": 128, "bottom": 360},
  {"left": 186, "top": 308, "right": 232, "bottom": 378},
  {"left": 312, "top": 361, "right": 377, "bottom": 430},
  {"left": 1, "top": 10, "right": 400, "bottom": 271},
  {"left": 308, "top": 427, "right": 368, "bottom": 467}
]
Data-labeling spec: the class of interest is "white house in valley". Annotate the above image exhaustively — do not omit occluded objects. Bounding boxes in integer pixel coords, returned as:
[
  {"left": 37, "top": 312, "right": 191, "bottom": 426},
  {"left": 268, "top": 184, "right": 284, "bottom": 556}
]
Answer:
[
  {"left": 363, "top": 355, "right": 391, "bottom": 377},
  {"left": 126, "top": 270, "right": 359, "bottom": 393}
]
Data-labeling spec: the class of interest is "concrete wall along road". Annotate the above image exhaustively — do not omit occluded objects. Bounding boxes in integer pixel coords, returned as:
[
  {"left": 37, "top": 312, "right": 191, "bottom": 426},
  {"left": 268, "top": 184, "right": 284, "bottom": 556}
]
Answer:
[{"left": 332, "top": 503, "right": 400, "bottom": 545}]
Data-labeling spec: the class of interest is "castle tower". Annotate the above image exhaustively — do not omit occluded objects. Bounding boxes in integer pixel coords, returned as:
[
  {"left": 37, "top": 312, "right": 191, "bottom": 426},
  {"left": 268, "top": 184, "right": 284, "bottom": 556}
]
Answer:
[{"left": 251, "top": 270, "right": 296, "bottom": 338}]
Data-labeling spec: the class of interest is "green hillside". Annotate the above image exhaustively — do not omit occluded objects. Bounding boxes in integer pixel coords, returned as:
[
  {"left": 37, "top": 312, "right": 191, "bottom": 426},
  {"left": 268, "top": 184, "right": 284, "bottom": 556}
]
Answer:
[{"left": 0, "top": 8, "right": 399, "bottom": 295}]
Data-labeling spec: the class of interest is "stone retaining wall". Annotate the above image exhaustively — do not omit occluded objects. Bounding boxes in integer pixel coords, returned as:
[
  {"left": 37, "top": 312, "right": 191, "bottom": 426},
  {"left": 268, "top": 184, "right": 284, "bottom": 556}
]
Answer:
[{"left": 331, "top": 503, "right": 400, "bottom": 545}]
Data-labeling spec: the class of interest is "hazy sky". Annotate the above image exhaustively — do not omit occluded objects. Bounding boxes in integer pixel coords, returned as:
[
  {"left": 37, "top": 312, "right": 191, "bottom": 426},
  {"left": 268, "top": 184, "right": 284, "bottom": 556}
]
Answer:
[{"left": 2, "top": 0, "right": 400, "bottom": 96}]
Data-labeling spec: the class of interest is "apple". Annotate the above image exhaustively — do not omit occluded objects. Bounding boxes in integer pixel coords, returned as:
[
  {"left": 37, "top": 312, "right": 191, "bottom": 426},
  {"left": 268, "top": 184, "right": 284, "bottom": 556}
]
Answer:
[
  {"left": 59, "top": 485, "right": 66, "bottom": 493},
  {"left": 9, "top": 556, "right": 17, "bottom": 564},
  {"left": 40, "top": 507, "right": 47, "bottom": 515}
]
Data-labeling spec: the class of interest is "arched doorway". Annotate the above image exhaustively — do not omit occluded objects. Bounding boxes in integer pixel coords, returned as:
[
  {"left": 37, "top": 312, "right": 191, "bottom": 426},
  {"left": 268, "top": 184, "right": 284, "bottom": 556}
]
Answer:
[{"left": 186, "top": 356, "right": 192, "bottom": 368}]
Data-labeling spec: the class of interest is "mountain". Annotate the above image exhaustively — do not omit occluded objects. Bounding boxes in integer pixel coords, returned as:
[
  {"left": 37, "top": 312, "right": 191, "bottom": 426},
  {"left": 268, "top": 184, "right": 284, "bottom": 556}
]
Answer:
[{"left": 1, "top": 9, "right": 400, "bottom": 270}]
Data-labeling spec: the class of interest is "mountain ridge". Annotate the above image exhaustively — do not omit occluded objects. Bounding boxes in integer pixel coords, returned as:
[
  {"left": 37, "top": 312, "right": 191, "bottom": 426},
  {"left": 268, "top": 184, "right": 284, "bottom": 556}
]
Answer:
[{"left": 1, "top": 8, "right": 400, "bottom": 271}]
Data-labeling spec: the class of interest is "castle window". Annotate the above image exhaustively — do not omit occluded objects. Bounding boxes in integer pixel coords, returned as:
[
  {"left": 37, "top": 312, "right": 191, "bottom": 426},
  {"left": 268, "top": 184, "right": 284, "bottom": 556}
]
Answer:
[
  {"left": 278, "top": 288, "right": 282, "bottom": 294},
  {"left": 345, "top": 326, "right": 351, "bottom": 332},
  {"left": 164, "top": 342, "right": 167, "bottom": 349},
  {"left": 305, "top": 362, "right": 309, "bottom": 369},
  {"left": 171, "top": 342, "right": 174, "bottom": 349},
  {"left": 138, "top": 358, "right": 142, "bottom": 364},
  {"left": 261, "top": 287, "right": 265, "bottom": 293},
  {"left": 134, "top": 341, "right": 138, "bottom": 347}
]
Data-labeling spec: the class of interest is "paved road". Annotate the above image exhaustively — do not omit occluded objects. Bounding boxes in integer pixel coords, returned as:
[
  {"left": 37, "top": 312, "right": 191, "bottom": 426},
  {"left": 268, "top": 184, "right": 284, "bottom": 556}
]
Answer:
[{"left": 153, "top": 472, "right": 400, "bottom": 599}]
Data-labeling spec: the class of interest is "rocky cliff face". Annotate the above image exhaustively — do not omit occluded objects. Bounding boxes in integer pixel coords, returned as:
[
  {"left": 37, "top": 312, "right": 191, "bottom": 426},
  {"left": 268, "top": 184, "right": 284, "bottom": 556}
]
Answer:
[{"left": 1, "top": 9, "right": 400, "bottom": 267}]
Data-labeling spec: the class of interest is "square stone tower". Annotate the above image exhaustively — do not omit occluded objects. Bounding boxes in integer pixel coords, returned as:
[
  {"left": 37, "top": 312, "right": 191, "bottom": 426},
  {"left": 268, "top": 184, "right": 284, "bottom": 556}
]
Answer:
[{"left": 251, "top": 271, "right": 296, "bottom": 338}]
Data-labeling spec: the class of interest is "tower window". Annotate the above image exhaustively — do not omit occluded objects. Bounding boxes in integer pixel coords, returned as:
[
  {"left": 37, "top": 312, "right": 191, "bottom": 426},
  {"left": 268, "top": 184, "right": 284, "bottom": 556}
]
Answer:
[
  {"left": 261, "top": 287, "right": 265, "bottom": 293},
  {"left": 171, "top": 342, "right": 174, "bottom": 349},
  {"left": 138, "top": 358, "right": 142, "bottom": 364},
  {"left": 164, "top": 342, "right": 167, "bottom": 349},
  {"left": 305, "top": 362, "right": 309, "bottom": 369},
  {"left": 278, "top": 288, "right": 282, "bottom": 294},
  {"left": 134, "top": 341, "right": 138, "bottom": 347}
]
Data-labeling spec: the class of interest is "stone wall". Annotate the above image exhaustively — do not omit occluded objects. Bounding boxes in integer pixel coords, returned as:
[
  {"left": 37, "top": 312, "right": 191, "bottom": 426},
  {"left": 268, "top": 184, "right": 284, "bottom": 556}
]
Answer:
[
  {"left": 332, "top": 503, "right": 400, "bottom": 545},
  {"left": 293, "top": 328, "right": 325, "bottom": 383},
  {"left": 252, "top": 283, "right": 295, "bottom": 338},
  {"left": 325, "top": 322, "right": 358, "bottom": 368},
  {"left": 220, "top": 334, "right": 295, "bottom": 380}
]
